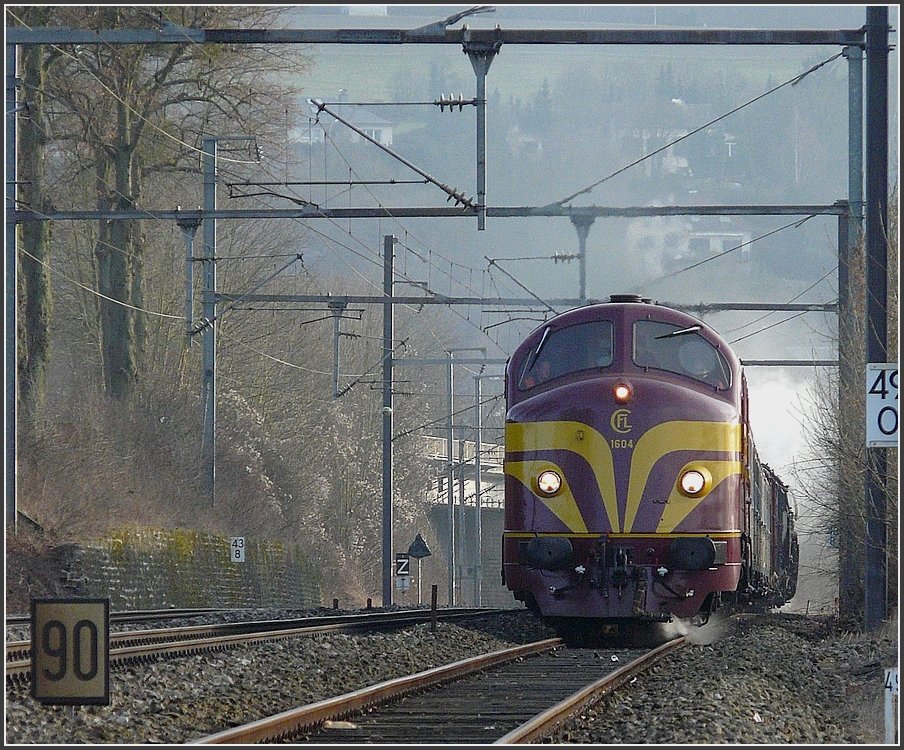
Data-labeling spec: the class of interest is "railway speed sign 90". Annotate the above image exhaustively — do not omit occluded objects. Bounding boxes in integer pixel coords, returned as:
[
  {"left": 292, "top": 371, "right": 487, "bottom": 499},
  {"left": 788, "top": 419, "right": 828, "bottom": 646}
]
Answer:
[{"left": 866, "top": 364, "right": 898, "bottom": 448}]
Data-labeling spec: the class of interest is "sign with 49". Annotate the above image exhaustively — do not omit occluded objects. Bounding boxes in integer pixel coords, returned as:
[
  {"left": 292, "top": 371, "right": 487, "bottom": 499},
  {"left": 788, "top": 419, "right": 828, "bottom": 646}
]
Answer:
[{"left": 866, "top": 364, "right": 899, "bottom": 448}]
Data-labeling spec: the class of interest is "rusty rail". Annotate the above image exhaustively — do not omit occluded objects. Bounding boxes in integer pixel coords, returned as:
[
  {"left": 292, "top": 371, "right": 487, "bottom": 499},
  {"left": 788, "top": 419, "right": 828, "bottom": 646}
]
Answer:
[
  {"left": 193, "top": 638, "right": 563, "bottom": 744},
  {"left": 496, "top": 636, "right": 686, "bottom": 743}
]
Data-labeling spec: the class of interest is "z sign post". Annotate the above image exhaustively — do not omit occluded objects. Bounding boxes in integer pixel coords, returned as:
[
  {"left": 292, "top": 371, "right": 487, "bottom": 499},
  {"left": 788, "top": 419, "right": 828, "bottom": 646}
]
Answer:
[
  {"left": 866, "top": 364, "right": 898, "bottom": 447},
  {"left": 395, "top": 553, "right": 411, "bottom": 593}
]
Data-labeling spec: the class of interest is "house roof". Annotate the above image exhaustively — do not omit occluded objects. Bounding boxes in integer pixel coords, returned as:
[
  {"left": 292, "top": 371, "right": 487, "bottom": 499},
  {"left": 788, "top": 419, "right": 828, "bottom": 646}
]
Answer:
[{"left": 303, "top": 98, "right": 394, "bottom": 129}]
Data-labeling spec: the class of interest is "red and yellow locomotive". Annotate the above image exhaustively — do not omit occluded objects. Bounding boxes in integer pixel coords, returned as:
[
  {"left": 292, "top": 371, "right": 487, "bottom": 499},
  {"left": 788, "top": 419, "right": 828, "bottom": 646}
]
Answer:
[{"left": 502, "top": 295, "right": 798, "bottom": 635}]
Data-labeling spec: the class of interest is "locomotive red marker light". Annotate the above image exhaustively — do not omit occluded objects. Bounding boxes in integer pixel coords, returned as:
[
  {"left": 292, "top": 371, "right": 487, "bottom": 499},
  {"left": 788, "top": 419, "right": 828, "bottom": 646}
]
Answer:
[
  {"left": 536, "top": 470, "right": 562, "bottom": 496},
  {"left": 613, "top": 382, "right": 632, "bottom": 402}
]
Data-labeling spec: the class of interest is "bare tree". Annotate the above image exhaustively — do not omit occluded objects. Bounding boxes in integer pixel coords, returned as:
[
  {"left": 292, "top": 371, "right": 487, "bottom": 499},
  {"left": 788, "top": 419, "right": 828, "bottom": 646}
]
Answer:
[
  {"left": 791, "top": 190, "right": 898, "bottom": 623},
  {"left": 14, "top": 6, "right": 58, "bottom": 440},
  {"left": 11, "top": 5, "right": 310, "bottom": 400}
]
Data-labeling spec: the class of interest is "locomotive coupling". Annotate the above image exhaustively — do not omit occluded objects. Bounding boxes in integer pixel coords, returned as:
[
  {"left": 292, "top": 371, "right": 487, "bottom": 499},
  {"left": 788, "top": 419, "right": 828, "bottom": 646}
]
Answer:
[{"left": 548, "top": 565, "right": 588, "bottom": 597}]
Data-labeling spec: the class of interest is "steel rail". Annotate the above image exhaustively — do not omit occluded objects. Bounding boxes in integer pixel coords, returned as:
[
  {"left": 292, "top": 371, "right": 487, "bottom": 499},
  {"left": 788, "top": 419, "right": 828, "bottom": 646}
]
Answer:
[
  {"left": 192, "top": 638, "right": 563, "bottom": 744},
  {"left": 6, "top": 608, "right": 498, "bottom": 679},
  {"left": 4, "top": 606, "right": 232, "bottom": 626},
  {"left": 8, "top": 606, "right": 495, "bottom": 659},
  {"left": 495, "top": 636, "right": 686, "bottom": 743}
]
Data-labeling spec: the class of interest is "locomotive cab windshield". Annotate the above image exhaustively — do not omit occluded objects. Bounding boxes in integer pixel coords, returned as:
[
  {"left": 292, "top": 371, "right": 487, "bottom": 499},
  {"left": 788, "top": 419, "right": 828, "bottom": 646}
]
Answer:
[
  {"left": 518, "top": 320, "right": 613, "bottom": 389},
  {"left": 633, "top": 319, "right": 731, "bottom": 389}
]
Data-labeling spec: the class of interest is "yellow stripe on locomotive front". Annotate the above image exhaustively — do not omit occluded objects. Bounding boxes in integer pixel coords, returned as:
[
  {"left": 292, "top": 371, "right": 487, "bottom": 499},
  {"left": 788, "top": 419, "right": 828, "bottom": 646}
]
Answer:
[
  {"left": 506, "top": 420, "right": 619, "bottom": 531},
  {"left": 504, "top": 459, "right": 589, "bottom": 533},
  {"left": 505, "top": 418, "right": 742, "bottom": 534}
]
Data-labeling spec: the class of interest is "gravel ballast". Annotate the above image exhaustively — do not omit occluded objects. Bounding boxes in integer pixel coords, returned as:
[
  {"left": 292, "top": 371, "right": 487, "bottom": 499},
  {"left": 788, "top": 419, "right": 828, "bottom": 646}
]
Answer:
[
  {"left": 545, "top": 612, "right": 898, "bottom": 745},
  {"left": 4, "top": 609, "right": 897, "bottom": 744}
]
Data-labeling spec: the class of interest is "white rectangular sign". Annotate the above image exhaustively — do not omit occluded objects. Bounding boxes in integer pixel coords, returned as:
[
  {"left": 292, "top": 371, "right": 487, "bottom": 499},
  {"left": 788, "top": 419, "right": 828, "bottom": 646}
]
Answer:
[
  {"left": 886, "top": 666, "right": 899, "bottom": 696},
  {"left": 866, "top": 364, "right": 898, "bottom": 447},
  {"left": 885, "top": 667, "right": 898, "bottom": 744},
  {"left": 229, "top": 537, "right": 245, "bottom": 563}
]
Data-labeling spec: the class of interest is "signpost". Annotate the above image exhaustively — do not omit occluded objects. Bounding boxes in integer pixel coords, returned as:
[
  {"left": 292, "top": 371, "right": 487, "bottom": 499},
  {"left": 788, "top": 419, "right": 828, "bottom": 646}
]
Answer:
[
  {"left": 230, "top": 537, "right": 245, "bottom": 563},
  {"left": 407, "top": 534, "right": 432, "bottom": 605},
  {"left": 394, "top": 552, "right": 410, "bottom": 577},
  {"left": 866, "top": 364, "right": 898, "bottom": 447},
  {"left": 31, "top": 598, "right": 110, "bottom": 705},
  {"left": 885, "top": 667, "right": 899, "bottom": 743},
  {"left": 395, "top": 552, "right": 411, "bottom": 593},
  {"left": 864, "top": 361, "right": 897, "bottom": 630}
]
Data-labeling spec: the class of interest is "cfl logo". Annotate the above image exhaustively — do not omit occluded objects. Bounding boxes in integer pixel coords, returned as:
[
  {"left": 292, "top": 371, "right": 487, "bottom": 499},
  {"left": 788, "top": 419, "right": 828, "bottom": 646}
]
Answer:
[{"left": 610, "top": 409, "right": 632, "bottom": 434}]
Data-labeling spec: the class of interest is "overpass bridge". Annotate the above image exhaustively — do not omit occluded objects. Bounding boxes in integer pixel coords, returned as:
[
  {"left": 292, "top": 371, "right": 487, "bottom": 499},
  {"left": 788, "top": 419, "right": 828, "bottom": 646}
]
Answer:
[
  {"left": 415, "top": 435, "right": 512, "bottom": 607},
  {"left": 420, "top": 435, "right": 505, "bottom": 509}
]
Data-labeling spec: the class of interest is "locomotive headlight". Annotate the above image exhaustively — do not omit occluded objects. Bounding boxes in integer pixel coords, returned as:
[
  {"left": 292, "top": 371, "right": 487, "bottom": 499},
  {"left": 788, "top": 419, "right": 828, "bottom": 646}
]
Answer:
[
  {"left": 536, "top": 470, "right": 562, "bottom": 496},
  {"left": 678, "top": 468, "right": 710, "bottom": 497},
  {"left": 613, "top": 382, "right": 633, "bottom": 403}
]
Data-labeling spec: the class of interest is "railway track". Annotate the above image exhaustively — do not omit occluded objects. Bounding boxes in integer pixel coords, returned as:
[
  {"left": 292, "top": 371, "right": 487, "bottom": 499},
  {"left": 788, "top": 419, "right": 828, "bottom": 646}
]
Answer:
[
  {"left": 4, "top": 606, "right": 234, "bottom": 627},
  {"left": 193, "top": 636, "right": 685, "bottom": 744},
  {"left": 6, "top": 607, "right": 497, "bottom": 681}
]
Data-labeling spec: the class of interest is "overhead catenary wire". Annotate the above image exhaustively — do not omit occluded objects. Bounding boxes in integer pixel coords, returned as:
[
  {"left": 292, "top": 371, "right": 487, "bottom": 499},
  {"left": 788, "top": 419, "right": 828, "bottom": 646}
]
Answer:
[
  {"left": 730, "top": 311, "right": 812, "bottom": 345},
  {"left": 722, "top": 266, "right": 838, "bottom": 335},
  {"left": 635, "top": 214, "right": 820, "bottom": 290},
  {"left": 10, "top": 7, "right": 844, "bottom": 412},
  {"left": 295, "top": 127, "right": 513, "bottom": 357},
  {"left": 11, "top": 10, "right": 321, "bottom": 304},
  {"left": 19, "top": 85, "right": 834, "bottom": 377},
  {"left": 484, "top": 257, "right": 557, "bottom": 315},
  {"left": 215, "top": 118, "right": 508, "bottom": 357},
  {"left": 17, "top": 211, "right": 394, "bottom": 384},
  {"left": 209, "top": 154, "right": 512, "bottom": 384},
  {"left": 549, "top": 51, "right": 845, "bottom": 207},
  {"left": 392, "top": 393, "right": 504, "bottom": 442},
  {"left": 189, "top": 254, "right": 304, "bottom": 334},
  {"left": 18, "top": 246, "right": 183, "bottom": 321}
]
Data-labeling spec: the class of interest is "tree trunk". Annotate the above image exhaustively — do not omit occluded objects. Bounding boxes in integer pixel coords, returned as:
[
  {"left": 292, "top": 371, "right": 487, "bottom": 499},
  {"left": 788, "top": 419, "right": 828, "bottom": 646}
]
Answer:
[
  {"left": 95, "top": 100, "right": 139, "bottom": 399},
  {"left": 16, "top": 30, "right": 52, "bottom": 439}
]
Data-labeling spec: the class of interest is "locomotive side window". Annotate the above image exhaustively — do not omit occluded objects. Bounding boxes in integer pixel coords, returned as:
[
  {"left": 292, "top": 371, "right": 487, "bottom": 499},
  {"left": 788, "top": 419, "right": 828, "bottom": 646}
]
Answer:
[
  {"left": 633, "top": 320, "right": 731, "bottom": 389},
  {"left": 519, "top": 321, "right": 613, "bottom": 389}
]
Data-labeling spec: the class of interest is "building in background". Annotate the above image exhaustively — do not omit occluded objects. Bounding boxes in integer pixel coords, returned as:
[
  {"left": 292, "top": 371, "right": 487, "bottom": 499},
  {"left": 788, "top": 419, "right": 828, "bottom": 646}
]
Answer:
[{"left": 291, "top": 89, "right": 395, "bottom": 147}]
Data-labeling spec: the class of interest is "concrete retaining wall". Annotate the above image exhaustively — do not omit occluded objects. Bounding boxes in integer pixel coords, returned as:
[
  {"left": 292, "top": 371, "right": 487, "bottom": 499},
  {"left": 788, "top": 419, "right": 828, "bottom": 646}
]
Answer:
[{"left": 56, "top": 526, "right": 321, "bottom": 610}]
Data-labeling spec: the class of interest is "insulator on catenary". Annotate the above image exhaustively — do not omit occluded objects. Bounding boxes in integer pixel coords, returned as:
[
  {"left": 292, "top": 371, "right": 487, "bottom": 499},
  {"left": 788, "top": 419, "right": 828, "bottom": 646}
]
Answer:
[{"left": 434, "top": 93, "right": 473, "bottom": 112}]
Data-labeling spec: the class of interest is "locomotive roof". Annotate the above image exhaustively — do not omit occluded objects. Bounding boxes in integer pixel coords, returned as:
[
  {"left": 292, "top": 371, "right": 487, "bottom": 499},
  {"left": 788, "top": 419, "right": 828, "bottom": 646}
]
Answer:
[
  {"left": 512, "top": 295, "right": 741, "bottom": 371},
  {"left": 526, "top": 296, "right": 710, "bottom": 335}
]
